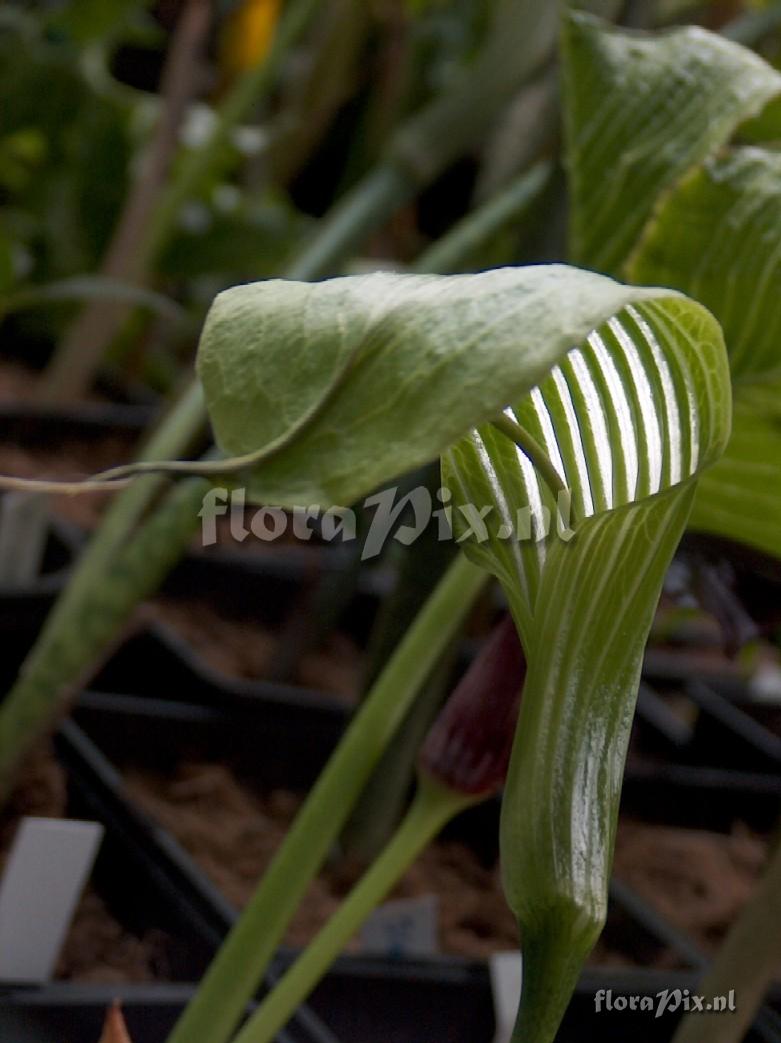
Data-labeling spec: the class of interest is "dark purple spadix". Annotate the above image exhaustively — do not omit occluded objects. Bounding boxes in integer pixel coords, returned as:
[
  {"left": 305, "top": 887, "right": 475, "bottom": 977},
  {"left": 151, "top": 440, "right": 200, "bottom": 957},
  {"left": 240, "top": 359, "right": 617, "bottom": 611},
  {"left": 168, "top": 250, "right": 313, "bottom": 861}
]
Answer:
[{"left": 418, "top": 614, "right": 526, "bottom": 797}]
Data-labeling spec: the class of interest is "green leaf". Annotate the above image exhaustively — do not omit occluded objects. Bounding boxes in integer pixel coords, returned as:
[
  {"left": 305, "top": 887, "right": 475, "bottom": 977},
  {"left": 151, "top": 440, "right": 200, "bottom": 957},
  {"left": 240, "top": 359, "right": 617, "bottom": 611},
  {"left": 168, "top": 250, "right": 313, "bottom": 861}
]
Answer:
[
  {"left": 442, "top": 298, "right": 730, "bottom": 1040},
  {"left": 563, "top": 11, "right": 781, "bottom": 276},
  {"left": 198, "top": 266, "right": 711, "bottom": 508},
  {"left": 627, "top": 145, "right": 781, "bottom": 559},
  {"left": 44, "top": 0, "right": 152, "bottom": 48},
  {"left": 621, "top": 114, "right": 781, "bottom": 563},
  {"left": 688, "top": 381, "right": 781, "bottom": 559},
  {"left": 629, "top": 147, "right": 781, "bottom": 382},
  {"left": 565, "top": 16, "right": 781, "bottom": 564}
]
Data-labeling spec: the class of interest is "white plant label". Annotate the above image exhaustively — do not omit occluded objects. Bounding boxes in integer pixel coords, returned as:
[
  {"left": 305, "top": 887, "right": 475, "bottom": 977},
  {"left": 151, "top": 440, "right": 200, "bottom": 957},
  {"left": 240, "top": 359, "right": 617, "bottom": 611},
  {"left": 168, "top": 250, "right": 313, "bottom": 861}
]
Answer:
[
  {"left": 359, "top": 894, "right": 438, "bottom": 958},
  {"left": 489, "top": 951, "right": 523, "bottom": 1043},
  {"left": 0, "top": 492, "right": 49, "bottom": 586},
  {"left": 0, "top": 817, "right": 104, "bottom": 982}
]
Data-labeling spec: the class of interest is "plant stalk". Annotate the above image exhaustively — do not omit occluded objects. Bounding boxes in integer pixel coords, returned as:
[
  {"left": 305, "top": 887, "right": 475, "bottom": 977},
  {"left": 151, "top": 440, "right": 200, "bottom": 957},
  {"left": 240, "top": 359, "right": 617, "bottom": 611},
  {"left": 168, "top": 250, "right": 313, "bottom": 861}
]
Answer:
[
  {"left": 231, "top": 776, "right": 472, "bottom": 1043},
  {"left": 40, "top": 0, "right": 212, "bottom": 402},
  {"left": 671, "top": 836, "right": 781, "bottom": 1043},
  {"left": 0, "top": 381, "right": 207, "bottom": 798},
  {"left": 344, "top": 633, "right": 459, "bottom": 865},
  {"left": 40, "top": 0, "right": 322, "bottom": 402},
  {"left": 490, "top": 412, "right": 570, "bottom": 503},
  {"left": 0, "top": 475, "right": 211, "bottom": 798},
  {"left": 164, "top": 553, "right": 487, "bottom": 1043},
  {"left": 141, "top": 0, "right": 321, "bottom": 266}
]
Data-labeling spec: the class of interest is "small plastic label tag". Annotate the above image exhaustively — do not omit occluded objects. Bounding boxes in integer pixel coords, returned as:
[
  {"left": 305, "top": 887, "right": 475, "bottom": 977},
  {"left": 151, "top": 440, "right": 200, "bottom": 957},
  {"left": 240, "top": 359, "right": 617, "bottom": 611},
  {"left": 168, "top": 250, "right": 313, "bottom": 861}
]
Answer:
[
  {"left": 0, "top": 817, "right": 104, "bottom": 982},
  {"left": 359, "top": 894, "right": 438, "bottom": 958},
  {"left": 489, "top": 951, "right": 523, "bottom": 1043}
]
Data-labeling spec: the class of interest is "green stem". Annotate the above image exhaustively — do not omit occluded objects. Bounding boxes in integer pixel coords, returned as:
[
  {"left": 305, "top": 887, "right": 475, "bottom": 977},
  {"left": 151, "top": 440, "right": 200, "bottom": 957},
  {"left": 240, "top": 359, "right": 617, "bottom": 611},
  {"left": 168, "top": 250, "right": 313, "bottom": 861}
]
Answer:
[
  {"left": 344, "top": 642, "right": 459, "bottom": 865},
  {"left": 490, "top": 413, "right": 570, "bottom": 503},
  {"left": 232, "top": 776, "right": 472, "bottom": 1043},
  {"left": 722, "top": 3, "right": 781, "bottom": 47},
  {"left": 0, "top": 399, "right": 210, "bottom": 798},
  {"left": 0, "top": 478, "right": 211, "bottom": 797},
  {"left": 411, "top": 162, "right": 552, "bottom": 275},
  {"left": 164, "top": 554, "right": 487, "bottom": 1043},
  {"left": 0, "top": 381, "right": 206, "bottom": 795},
  {"left": 671, "top": 836, "right": 781, "bottom": 1043},
  {"left": 40, "top": 0, "right": 212, "bottom": 403}
]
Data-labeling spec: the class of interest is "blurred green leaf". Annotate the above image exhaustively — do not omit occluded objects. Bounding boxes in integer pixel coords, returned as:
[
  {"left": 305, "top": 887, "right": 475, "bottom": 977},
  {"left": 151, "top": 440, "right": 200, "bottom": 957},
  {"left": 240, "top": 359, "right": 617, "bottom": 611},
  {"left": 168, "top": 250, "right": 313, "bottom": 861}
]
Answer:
[
  {"left": 0, "top": 14, "right": 132, "bottom": 289},
  {"left": 564, "top": 11, "right": 781, "bottom": 276},
  {"left": 44, "top": 0, "right": 155, "bottom": 48},
  {"left": 629, "top": 148, "right": 781, "bottom": 382},
  {"left": 629, "top": 147, "right": 781, "bottom": 558},
  {"left": 159, "top": 195, "right": 310, "bottom": 283},
  {"left": 565, "top": 12, "right": 781, "bottom": 562}
]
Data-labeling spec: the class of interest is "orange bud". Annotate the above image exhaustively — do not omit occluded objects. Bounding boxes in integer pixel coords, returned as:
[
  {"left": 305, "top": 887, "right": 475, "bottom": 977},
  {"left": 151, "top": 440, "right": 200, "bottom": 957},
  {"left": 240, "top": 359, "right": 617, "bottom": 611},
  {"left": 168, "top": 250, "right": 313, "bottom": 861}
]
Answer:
[{"left": 98, "top": 1002, "right": 133, "bottom": 1043}]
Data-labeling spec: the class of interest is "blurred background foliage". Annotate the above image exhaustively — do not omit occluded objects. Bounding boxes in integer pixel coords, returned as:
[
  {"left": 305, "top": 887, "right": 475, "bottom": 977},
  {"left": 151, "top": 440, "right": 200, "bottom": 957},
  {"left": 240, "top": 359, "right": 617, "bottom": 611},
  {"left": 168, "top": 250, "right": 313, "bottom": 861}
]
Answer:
[{"left": 1, "top": 0, "right": 779, "bottom": 393}]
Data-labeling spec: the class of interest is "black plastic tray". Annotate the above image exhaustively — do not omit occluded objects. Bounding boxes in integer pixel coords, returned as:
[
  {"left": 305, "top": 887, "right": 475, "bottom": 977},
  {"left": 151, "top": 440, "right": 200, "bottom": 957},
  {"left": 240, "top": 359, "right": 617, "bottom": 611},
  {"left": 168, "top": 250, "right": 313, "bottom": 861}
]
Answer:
[
  {"left": 0, "top": 722, "right": 341, "bottom": 1043},
  {"left": 66, "top": 694, "right": 781, "bottom": 1042}
]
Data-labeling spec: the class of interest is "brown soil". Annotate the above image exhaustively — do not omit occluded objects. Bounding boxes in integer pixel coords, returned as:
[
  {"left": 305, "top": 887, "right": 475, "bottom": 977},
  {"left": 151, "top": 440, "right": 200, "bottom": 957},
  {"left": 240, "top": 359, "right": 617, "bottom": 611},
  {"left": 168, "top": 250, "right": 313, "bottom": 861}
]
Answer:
[
  {"left": 2, "top": 745, "right": 770, "bottom": 980},
  {"left": 0, "top": 744, "right": 173, "bottom": 984},
  {"left": 0, "top": 358, "right": 143, "bottom": 528},
  {"left": 56, "top": 891, "right": 172, "bottom": 984},
  {"left": 0, "top": 360, "right": 40, "bottom": 402},
  {"left": 125, "top": 760, "right": 769, "bottom": 967},
  {"left": 147, "top": 596, "right": 363, "bottom": 702},
  {"left": 125, "top": 762, "right": 520, "bottom": 958},
  {"left": 0, "top": 743, "right": 68, "bottom": 851},
  {"left": 612, "top": 818, "right": 768, "bottom": 954}
]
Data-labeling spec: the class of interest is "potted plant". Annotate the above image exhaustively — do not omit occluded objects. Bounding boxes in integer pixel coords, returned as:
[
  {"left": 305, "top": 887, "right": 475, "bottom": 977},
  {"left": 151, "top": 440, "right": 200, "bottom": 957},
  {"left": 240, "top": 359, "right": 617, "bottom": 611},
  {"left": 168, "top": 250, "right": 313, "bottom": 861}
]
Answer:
[{"left": 3, "top": 5, "right": 781, "bottom": 1042}]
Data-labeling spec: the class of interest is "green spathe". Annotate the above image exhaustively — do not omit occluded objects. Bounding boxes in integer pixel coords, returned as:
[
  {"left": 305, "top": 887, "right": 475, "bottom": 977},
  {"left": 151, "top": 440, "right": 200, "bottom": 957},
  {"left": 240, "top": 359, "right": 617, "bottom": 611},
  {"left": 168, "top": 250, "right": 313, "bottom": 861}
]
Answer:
[
  {"left": 443, "top": 294, "right": 730, "bottom": 1040},
  {"left": 197, "top": 262, "right": 731, "bottom": 1043},
  {"left": 198, "top": 265, "right": 715, "bottom": 508}
]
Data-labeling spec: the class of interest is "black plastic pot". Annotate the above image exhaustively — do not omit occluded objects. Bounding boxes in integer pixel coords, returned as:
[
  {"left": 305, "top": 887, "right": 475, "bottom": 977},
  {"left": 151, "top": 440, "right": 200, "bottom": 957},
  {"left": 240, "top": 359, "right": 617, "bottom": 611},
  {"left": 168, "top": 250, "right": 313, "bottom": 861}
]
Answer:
[
  {"left": 0, "top": 400, "right": 157, "bottom": 446},
  {"left": 65, "top": 693, "right": 781, "bottom": 1043},
  {"left": 71, "top": 543, "right": 781, "bottom": 823},
  {"left": 0, "top": 500, "right": 778, "bottom": 1040},
  {"left": 5, "top": 970, "right": 780, "bottom": 1043},
  {"left": 0, "top": 721, "right": 344, "bottom": 1043},
  {"left": 0, "top": 399, "right": 156, "bottom": 616}
]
